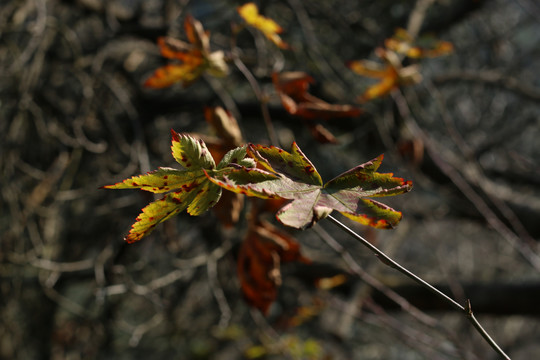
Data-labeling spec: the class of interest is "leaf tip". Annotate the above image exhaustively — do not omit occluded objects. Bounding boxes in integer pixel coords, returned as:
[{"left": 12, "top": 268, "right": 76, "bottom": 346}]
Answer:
[{"left": 170, "top": 128, "right": 180, "bottom": 142}]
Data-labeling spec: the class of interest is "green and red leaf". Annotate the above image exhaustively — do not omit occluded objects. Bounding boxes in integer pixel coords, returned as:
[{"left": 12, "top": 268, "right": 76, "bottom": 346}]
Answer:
[
  {"left": 208, "top": 143, "right": 412, "bottom": 229},
  {"left": 248, "top": 143, "right": 322, "bottom": 185},
  {"left": 102, "top": 167, "right": 200, "bottom": 193},
  {"left": 121, "top": 186, "right": 199, "bottom": 243},
  {"left": 171, "top": 130, "right": 216, "bottom": 169},
  {"left": 102, "top": 131, "right": 255, "bottom": 242}
]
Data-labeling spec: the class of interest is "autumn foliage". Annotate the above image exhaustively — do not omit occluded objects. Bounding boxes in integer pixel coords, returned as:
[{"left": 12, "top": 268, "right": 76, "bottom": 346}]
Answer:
[{"left": 105, "top": 3, "right": 456, "bottom": 314}]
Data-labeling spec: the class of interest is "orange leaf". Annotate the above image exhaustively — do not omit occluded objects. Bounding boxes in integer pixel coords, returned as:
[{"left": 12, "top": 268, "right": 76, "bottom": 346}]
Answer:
[
  {"left": 238, "top": 2, "right": 289, "bottom": 49},
  {"left": 157, "top": 37, "right": 194, "bottom": 61},
  {"left": 360, "top": 72, "right": 398, "bottom": 101},
  {"left": 144, "top": 62, "right": 204, "bottom": 89},
  {"left": 273, "top": 72, "right": 362, "bottom": 120},
  {"left": 348, "top": 49, "right": 421, "bottom": 102},
  {"left": 144, "top": 16, "right": 228, "bottom": 89}
]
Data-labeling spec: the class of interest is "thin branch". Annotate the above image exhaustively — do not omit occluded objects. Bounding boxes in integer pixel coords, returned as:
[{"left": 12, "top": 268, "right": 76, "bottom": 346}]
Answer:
[
  {"left": 207, "top": 239, "right": 233, "bottom": 329},
  {"left": 128, "top": 313, "right": 165, "bottom": 347},
  {"left": 433, "top": 69, "right": 540, "bottom": 102},
  {"left": 326, "top": 214, "right": 511, "bottom": 360},
  {"left": 392, "top": 89, "right": 540, "bottom": 271},
  {"left": 231, "top": 54, "right": 279, "bottom": 146},
  {"left": 230, "top": 30, "right": 280, "bottom": 146},
  {"left": 326, "top": 215, "right": 462, "bottom": 311},
  {"left": 313, "top": 225, "right": 439, "bottom": 328},
  {"left": 406, "top": 0, "right": 436, "bottom": 39}
]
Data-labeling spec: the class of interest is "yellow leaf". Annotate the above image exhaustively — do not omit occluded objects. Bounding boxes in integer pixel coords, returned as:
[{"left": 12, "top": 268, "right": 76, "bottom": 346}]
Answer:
[
  {"left": 361, "top": 72, "right": 398, "bottom": 101},
  {"left": 238, "top": 2, "right": 289, "bottom": 49}
]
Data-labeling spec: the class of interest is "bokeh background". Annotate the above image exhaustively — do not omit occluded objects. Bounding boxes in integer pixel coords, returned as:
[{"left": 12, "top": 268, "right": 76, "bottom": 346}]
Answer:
[{"left": 1, "top": 0, "right": 539, "bottom": 359}]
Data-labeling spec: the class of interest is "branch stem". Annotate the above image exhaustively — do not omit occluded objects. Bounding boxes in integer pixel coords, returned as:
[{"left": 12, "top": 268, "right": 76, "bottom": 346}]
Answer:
[
  {"left": 326, "top": 214, "right": 511, "bottom": 360},
  {"left": 230, "top": 50, "right": 280, "bottom": 146}
]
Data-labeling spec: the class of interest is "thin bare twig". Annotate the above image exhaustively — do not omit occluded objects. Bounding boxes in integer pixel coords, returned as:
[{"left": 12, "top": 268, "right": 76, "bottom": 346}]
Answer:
[
  {"left": 421, "top": 80, "right": 538, "bottom": 249},
  {"left": 231, "top": 53, "right": 279, "bottom": 146},
  {"left": 313, "top": 225, "right": 438, "bottom": 328},
  {"left": 326, "top": 214, "right": 511, "bottom": 360},
  {"left": 406, "top": 0, "right": 436, "bottom": 39},
  {"left": 433, "top": 70, "right": 540, "bottom": 102},
  {"left": 230, "top": 30, "right": 280, "bottom": 146},
  {"left": 207, "top": 239, "right": 233, "bottom": 329},
  {"left": 392, "top": 89, "right": 540, "bottom": 271}
]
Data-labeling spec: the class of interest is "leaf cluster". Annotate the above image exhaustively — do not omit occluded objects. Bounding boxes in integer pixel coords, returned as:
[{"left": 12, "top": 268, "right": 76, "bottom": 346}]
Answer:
[{"left": 103, "top": 132, "right": 411, "bottom": 243}]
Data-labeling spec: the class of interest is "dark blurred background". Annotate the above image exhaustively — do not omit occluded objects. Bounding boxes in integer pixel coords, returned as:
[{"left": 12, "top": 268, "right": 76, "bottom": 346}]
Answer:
[{"left": 1, "top": 0, "right": 539, "bottom": 359}]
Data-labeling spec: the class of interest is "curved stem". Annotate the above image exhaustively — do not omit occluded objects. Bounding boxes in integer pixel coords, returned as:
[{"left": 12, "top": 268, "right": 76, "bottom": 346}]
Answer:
[{"left": 326, "top": 214, "right": 511, "bottom": 360}]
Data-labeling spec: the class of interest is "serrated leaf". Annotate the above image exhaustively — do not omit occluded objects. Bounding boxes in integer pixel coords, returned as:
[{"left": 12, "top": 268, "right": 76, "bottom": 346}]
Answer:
[
  {"left": 123, "top": 188, "right": 197, "bottom": 243},
  {"left": 210, "top": 143, "right": 412, "bottom": 229},
  {"left": 186, "top": 179, "right": 221, "bottom": 216},
  {"left": 103, "top": 131, "right": 231, "bottom": 242},
  {"left": 324, "top": 154, "right": 411, "bottom": 196},
  {"left": 102, "top": 167, "right": 199, "bottom": 193},
  {"left": 248, "top": 143, "right": 322, "bottom": 185},
  {"left": 171, "top": 130, "right": 216, "bottom": 169},
  {"left": 205, "top": 167, "right": 279, "bottom": 199},
  {"left": 217, "top": 146, "right": 248, "bottom": 169},
  {"left": 348, "top": 29, "right": 451, "bottom": 102}
]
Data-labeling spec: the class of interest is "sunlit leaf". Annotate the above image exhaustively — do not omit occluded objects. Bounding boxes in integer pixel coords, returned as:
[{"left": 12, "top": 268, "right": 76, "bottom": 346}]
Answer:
[
  {"left": 171, "top": 129, "right": 215, "bottom": 169},
  {"left": 144, "top": 16, "right": 228, "bottom": 89},
  {"left": 348, "top": 48, "right": 421, "bottom": 102},
  {"left": 347, "top": 28, "right": 451, "bottom": 101},
  {"left": 200, "top": 107, "right": 250, "bottom": 227},
  {"left": 144, "top": 62, "right": 204, "bottom": 89},
  {"left": 209, "top": 143, "right": 412, "bottom": 229},
  {"left": 238, "top": 2, "right": 289, "bottom": 49},
  {"left": 102, "top": 132, "right": 254, "bottom": 242}
]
